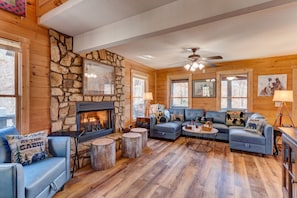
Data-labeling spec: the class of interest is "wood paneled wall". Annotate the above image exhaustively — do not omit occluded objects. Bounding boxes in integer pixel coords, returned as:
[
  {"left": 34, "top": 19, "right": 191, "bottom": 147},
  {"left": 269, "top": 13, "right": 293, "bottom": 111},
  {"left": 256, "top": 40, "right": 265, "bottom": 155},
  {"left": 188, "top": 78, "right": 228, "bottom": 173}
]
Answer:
[
  {"left": 0, "top": 0, "right": 50, "bottom": 133},
  {"left": 124, "top": 59, "right": 156, "bottom": 127},
  {"left": 156, "top": 54, "right": 297, "bottom": 125},
  {"left": 36, "top": 0, "right": 67, "bottom": 16}
]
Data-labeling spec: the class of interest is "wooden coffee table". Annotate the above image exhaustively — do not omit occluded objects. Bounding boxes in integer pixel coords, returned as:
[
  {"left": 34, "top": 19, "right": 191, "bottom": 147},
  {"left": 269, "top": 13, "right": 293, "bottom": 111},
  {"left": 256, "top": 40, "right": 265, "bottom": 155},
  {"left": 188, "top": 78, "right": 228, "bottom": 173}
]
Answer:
[{"left": 182, "top": 125, "right": 218, "bottom": 152}]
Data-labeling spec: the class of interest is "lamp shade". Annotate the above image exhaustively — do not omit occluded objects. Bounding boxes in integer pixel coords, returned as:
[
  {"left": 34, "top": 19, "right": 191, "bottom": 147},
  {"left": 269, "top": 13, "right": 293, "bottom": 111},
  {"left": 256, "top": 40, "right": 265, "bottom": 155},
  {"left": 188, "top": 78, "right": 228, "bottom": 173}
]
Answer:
[
  {"left": 272, "top": 90, "right": 293, "bottom": 102},
  {"left": 144, "top": 92, "right": 153, "bottom": 100}
]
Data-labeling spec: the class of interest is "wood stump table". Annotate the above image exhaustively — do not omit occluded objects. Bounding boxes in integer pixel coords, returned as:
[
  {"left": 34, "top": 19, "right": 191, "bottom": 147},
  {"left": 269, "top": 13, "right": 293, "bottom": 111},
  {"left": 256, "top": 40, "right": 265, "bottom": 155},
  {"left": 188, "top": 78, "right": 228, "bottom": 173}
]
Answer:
[
  {"left": 130, "top": 128, "right": 148, "bottom": 148},
  {"left": 90, "top": 138, "right": 115, "bottom": 171},
  {"left": 122, "top": 132, "right": 142, "bottom": 158}
]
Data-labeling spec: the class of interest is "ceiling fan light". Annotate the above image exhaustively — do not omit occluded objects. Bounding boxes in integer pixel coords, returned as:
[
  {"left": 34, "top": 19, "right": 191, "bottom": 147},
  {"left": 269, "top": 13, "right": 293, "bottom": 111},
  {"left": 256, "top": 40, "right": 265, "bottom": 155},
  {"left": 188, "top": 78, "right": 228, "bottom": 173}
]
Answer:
[
  {"left": 192, "top": 62, "right": 199, "bottom": 69},
  {"left": 190, "top": 67, "right": 196, "bottom": 72},
  {"left": 198, "top": 63, "right": 205, "bottom": 70},
  {"left": 184, "top": 64, "right": 191, "bottom": 70}
]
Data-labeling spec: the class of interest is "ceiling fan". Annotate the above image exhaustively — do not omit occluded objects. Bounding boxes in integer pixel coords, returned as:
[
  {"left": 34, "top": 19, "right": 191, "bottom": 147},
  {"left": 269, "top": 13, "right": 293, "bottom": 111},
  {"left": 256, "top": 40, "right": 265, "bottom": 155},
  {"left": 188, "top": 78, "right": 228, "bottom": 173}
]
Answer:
[{"left": 184, "top": 47, "right": 223, "bottom": 72}]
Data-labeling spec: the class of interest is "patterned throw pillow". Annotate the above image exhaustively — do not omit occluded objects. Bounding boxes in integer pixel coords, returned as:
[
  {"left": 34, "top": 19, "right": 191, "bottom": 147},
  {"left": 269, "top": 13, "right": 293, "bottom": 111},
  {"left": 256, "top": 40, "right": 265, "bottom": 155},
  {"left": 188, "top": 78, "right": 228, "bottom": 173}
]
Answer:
[
  {"left": 244, "top": 117, "right": 266, "bottom": 135},
  {"left": 170, "top": 114, "right": 184, "bottom": 122},
  {"left": 175, "top": 114, "right": 184, "bottom": 122},
  {"left": 226, "top": 111, "right": 245, "bottom": 126},
  {"left": 155, "top": 111, "right": 164, "bottom": 124},
  {"left": 6, "top": 131, "right": 50, "bottom": 166}
]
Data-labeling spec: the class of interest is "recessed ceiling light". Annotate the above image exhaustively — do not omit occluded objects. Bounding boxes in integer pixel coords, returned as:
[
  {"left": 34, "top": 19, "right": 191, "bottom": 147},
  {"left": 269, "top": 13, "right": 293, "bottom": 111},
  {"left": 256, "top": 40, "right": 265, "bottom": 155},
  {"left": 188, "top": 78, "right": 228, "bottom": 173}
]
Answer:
[{"left": 137, "top": 55, "right": 155, "bottom": 60}]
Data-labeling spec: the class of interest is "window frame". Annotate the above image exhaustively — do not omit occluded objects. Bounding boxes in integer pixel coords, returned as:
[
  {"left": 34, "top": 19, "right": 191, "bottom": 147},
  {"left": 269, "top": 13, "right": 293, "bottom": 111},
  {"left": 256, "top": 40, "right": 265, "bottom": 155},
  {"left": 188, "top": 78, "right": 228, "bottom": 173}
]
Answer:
[
  {"left": 0, "top": 40, "right": 20, "bottom": 130},
  {"left": 216, "top": 69, "right": 253, "bottom": 112},
  {"left": 131, "top": 71, "right": 148, "bottom": 120},
  {"left": 167, "top": 74, "right": 192, "bottom": 109},
  {"left": 0, "top": 32, "right": 30, "bottom": 134}
]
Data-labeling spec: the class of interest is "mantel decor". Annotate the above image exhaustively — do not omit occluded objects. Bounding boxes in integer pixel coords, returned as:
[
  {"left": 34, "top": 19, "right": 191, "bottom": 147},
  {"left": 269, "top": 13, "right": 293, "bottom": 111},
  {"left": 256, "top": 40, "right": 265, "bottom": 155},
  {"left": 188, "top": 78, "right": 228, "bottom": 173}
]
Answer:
[
  {"left": 83, "top": 58, "right": 115, "bottom": 95},
  {"left": 0, "top": 0, "right": 26, "bottom": 17},
  {"left": 192, "top": 79, "right": 216, "bottom": 97}
]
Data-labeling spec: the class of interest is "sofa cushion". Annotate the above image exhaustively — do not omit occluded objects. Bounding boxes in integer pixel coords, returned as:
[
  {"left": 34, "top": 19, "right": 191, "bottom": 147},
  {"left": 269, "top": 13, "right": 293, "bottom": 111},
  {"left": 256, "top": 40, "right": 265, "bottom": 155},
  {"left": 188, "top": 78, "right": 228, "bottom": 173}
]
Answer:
[
  {"left": 0, "top": 127, "right": 19, "bottom": 163},
  {"left": 154, "top": 122, "right": 181, "bottom": 133},
  {"left": 212, "top": 123, "right": 229, "bottom": 133},
  {"left": 6, "top": 131, "right": 50, "bottom": 166},
  {"left": 184, "top": 109, "right": 204, "bottom": 121},
  {"left": 229, "top": 128, "right": 266, "bottom": 145},
  {"left": 205, "top": 111, "right": 226, "bottom": 124},
  {"left": 226, "top": 111, "right": 245, "bottom": 126},
  {"left": 24, "top": 157, "right": 66, "bottom": 198}
]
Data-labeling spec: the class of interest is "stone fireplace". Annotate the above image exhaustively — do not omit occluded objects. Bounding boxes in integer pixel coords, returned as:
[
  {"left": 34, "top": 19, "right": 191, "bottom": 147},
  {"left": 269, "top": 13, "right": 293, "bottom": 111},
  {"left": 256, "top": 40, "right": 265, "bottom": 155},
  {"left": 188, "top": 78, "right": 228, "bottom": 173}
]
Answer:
[
  {"left": 49, "top": 29, "right": 125, "bottom": 168},
  {"left": 49, "top": 29, "right": 125, "bottom": 133},
  {"left": 76, "top": 101, "right": 114, "bottom": 142}
]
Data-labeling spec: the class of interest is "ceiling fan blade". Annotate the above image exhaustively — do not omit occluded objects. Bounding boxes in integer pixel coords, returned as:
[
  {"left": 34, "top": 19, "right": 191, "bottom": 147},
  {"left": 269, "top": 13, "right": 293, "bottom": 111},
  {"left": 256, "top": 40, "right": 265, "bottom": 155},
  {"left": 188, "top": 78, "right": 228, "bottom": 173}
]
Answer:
[
  {"left": 199, "top": 60, "right": 216, "bottom": 67},
  {"left": 206, "top": 55, "right": 223, "bottom": 60}
]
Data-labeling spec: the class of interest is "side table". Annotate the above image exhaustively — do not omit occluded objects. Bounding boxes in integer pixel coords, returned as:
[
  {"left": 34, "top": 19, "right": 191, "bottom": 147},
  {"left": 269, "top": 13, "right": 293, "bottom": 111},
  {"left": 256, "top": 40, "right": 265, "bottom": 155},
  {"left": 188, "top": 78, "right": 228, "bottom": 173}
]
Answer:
[{"left": 274, "top": 128, "right": 282, "bottom": 155}]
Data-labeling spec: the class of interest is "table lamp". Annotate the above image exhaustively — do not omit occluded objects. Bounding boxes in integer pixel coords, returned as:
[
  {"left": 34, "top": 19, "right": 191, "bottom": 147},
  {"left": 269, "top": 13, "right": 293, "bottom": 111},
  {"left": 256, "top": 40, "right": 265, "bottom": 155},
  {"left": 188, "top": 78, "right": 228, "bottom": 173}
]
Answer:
[
  {"left": 272, "top": 90, "right": 295, "bottom": 127},
  {"left": 144, "top": 92, "right": 153, "bottom": 117}
]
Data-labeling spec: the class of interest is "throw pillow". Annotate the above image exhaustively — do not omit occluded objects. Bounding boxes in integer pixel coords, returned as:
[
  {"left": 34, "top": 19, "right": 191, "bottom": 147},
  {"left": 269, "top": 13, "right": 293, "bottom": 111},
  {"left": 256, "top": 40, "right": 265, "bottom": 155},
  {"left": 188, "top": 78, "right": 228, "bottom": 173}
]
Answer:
[
  {"left": 170, "top": 114, "right": 176, "bottom": 121},
  {"left": 244, "top": 117, "right": 266, "bottom": 135},
  {"left": 159, "top": 115, "right": 168, "bottom": 123},
  {"left": 6, "top": 131, "right": 50, "bottom": 166},
  {"left": 175, "top": 114, "right": 184, "bottom": 122},
  {"left": 226, "top": 111, "right": 245, "bottom": 126},
  {"left": 155, "top": 111, "right": 165, "bottom": 124}
]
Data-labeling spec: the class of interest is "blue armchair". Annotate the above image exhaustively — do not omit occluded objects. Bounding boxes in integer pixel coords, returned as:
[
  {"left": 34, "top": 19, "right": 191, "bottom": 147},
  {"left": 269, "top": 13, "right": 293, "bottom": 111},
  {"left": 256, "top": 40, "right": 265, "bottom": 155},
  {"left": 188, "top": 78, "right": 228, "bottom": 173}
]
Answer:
[{"left": 0, "top": 127, "right": 71, "bottom": 198}]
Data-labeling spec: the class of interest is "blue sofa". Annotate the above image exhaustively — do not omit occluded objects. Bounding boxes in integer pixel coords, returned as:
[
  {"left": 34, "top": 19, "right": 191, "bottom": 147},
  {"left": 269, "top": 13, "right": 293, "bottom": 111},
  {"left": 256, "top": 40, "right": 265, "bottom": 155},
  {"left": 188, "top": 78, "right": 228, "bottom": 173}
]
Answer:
[
  {"left": 0, "top": 127, "right": 71, "bottom": 198},
  {"left": 150, "top": 108, "right": 274, "bottom": 155}
]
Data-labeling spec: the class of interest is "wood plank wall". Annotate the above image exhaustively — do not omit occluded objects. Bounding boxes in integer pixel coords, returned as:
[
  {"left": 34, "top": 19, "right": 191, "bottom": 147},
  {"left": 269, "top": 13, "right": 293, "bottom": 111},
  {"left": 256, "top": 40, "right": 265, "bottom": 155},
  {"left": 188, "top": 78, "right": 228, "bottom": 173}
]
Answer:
[
  {"left": 0, "top": 0, "right": 50, "bottom": 133},
  {"left": 156, "top": 54, "right": 297, "bottom": 125},
  {"left": 36, "top": 0, "right": 67, "bottom": 16},
  {"left": 124, "top": 59, "right": 156, "bottom": 127}
]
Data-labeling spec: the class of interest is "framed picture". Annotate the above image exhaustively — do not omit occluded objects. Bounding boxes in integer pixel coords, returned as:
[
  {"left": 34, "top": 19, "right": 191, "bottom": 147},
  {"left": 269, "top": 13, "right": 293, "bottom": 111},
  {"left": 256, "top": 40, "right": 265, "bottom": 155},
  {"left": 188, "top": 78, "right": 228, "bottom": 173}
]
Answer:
[
  {"left": 0, "top": 0, "right": 26, "bottom": 17},
  {"left": 193, "top": 79, "right": 216, "bottom": 97},
  {"left": 258, "top": 74, "right": 287, "bottom": 96},
  {"left": 83, "top": 58, "right": 115, "bottom": 95}
]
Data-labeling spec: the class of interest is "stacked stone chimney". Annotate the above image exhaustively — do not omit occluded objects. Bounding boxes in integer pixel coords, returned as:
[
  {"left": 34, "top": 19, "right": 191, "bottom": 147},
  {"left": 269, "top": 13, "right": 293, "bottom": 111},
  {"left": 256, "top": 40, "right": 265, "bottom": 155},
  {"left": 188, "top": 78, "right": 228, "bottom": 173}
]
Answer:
[{"left": 49, "top": 29, "right": 125, "bottom": 133}]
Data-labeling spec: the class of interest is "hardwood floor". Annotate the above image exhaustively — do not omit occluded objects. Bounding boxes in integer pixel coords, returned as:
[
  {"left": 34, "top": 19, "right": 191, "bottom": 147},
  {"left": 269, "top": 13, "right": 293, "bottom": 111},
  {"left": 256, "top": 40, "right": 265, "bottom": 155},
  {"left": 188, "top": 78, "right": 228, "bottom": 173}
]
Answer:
[{"left": 54, "top": 137, "right": 283, "bottom": 198}]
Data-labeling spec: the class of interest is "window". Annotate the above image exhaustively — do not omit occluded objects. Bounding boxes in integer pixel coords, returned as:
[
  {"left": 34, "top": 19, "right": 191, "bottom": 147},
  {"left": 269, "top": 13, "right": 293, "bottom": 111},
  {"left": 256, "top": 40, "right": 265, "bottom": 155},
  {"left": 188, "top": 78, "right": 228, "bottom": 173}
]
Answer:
[
  {"left": 221, "top": 74, "right": 248, "bottom": 111},
  {"left": 0, "top": 38, "right": 21, "bottom": 129},
  {"left": 170, "top": 79, "right": 188, "bottom": 108},
  {"left": 132, "top": 76, "right": 147, "bottom": 119}
]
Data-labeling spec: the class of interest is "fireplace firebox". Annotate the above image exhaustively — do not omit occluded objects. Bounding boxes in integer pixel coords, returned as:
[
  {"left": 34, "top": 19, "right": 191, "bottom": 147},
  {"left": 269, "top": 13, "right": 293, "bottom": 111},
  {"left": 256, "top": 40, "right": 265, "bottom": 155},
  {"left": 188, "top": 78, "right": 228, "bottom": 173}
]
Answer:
[{"left": 76, "top": 101, "right": 114, "bottom": 142}]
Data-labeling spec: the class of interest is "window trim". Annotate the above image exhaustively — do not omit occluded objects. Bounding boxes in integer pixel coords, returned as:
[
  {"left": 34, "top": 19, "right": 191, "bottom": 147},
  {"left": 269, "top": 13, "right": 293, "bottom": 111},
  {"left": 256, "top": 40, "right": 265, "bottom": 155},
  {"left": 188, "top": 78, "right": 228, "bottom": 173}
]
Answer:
[
  {"left": 131, "top": 70, "right": 149, "bottom": 121},
  {"left": 0, "top": 31, "right": 30, "bottom": 134},
  {"left": 167, "top": 74, "right": 192, "bottom": 108},
  {"left": 216, "top": 69, "right": 253, "bottom": 112}
]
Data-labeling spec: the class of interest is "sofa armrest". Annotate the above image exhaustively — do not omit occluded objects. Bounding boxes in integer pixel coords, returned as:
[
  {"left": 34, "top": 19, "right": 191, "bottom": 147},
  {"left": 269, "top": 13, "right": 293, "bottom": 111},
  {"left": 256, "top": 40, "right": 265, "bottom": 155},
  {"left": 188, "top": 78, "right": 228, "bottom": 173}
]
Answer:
[
  {"left": 0, "top": 163, "right": 25, "bottom": 198},
  {"left": 263, "top": 124, "right": 274, "bottom": 155},
  {"left": 150, "top": 115, "right": 156, "bottom": 127},
  {"left": 48, "top": 136, "right": 71, "bottom": 180}
]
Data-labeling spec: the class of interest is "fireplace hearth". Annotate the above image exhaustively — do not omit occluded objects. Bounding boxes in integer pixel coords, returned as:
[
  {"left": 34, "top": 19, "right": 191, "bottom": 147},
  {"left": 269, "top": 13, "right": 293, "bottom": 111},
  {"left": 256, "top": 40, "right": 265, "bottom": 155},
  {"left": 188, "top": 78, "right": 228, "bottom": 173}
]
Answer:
[{"left": 76, "top": 101, "right": 114, "bottom": 142}]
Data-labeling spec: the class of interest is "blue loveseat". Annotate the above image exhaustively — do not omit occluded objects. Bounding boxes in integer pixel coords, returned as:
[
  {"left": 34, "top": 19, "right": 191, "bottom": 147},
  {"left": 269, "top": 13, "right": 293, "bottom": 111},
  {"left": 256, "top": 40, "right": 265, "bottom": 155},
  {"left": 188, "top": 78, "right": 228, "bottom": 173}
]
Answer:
[{"left": 0, "top": 127, "right": 71, "bottom": 198}]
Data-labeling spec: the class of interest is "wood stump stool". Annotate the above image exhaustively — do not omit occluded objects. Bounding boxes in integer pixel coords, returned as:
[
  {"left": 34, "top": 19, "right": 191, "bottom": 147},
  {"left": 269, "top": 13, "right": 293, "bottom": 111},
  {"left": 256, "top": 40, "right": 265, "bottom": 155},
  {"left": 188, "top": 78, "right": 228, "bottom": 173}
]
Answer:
[
  {"left": 130, "top": 128, "right": 148, "bottom": 148},
  {"left": 90, "top": 138, "right": 115, "bottom": 171},
  {"left": 122, "top": 132, "right": 142, "bottom": 158}
]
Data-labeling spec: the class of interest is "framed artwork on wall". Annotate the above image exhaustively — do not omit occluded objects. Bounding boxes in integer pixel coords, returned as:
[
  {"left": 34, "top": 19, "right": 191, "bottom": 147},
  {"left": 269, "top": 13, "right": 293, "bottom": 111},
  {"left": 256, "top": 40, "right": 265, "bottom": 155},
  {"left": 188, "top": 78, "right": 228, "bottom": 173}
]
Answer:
[
  {"left": 83, "top": 58, "right": 115, "bottom": 95},
  {"left": 0, "top": 0, "right": 26, "bottom": 17},
  {"left": 193, "top": 79, "right": 216, "bottom": 98},
  {"left": 258, "top": 74, "right": 287, "bottom": 96}
]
